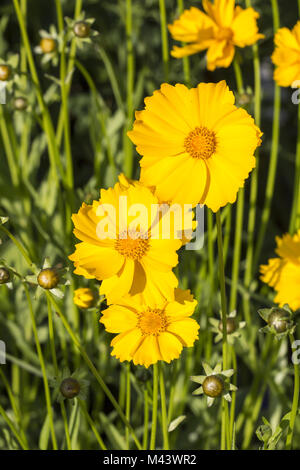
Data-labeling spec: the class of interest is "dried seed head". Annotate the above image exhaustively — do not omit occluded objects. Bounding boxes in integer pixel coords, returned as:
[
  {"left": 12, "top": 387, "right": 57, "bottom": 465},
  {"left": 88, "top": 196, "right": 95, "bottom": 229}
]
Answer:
[
  {"left": 202, "top": 375, "right": 224, "bottom": 398},
  {"left": 0, "top": 65, "right": 12, "bottom": 81},
  {"left": 40, "top": 38, "right": 56, "bottom": 54},
  {"left": 14, "top": 97, "right": 28, "bottom": 111},
  {"left": 268, "top": 309, "right": 289, "bottom": 333},
  {"left": 37, "top": 268, "right": 59, "bottom": 289},
  {"left": 0, "top": 268, "right": 10, "bottom": 284},
  {"left": 60, "top": 377, "right": 81, "bottom": 399},
  {"left": 218, "top": 318, "right": 237, "bottom": 335},
  {"left": 73, "top": 21, "right": 91, "bottom": 38}
]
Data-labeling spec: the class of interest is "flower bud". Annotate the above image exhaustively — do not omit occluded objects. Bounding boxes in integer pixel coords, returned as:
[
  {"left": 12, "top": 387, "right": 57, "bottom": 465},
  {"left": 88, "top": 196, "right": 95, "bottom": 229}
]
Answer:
[
  {"left": 73, "top": 21, "right": 91, "bottom": 38},
  {"left": 13, "top": 97, "right": 28, "bottom": 111},
  {"left": 37, "top": 268, "right": 59, "bottom": 289},
  {"left": 0, "top": 267, "right": 10, "bottom": 284},
  {"left": 0, "top": 65, "right": 12, "bottom": 81},
  {"left": 268, "top": 309, "right": 289, "bottom": 333},
  {"left": 40, "top": 38, "right": 56, "bottom": 54},
  {"left": 74, "top": 287, "right": 96, "bottom": 309},
  {"left": 60, "top": 377, "right": 81, "bottom": 399},
  {"left": 202, "top": 375, "right": 224, "bottom": 398},
  {"left": 218, "top": 318, "right": 237, "bottom": 335}
]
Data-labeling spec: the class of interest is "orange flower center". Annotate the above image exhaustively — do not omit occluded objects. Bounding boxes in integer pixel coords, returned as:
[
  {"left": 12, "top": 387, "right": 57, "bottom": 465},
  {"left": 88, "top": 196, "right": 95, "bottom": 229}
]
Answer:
[
  {"left": 115, "top": 230, "right": 149, "bottom": 260},
  {"left": 137, "top": 308, "right": 168, "bottom": 335},
  {"left": 216, "top": 27, "right": 233, "bottom": 41},
  {"left": 184, "top": 126, "right": 217, "bottom": 160}
]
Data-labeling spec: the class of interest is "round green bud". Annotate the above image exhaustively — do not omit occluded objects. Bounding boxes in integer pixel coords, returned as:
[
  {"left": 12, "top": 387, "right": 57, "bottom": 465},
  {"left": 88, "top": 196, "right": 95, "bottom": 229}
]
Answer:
[
  {"left": 268, "top": 309, "right": 289, "bottom": 333},
  {"left": 0, "top": 267, "right": 10, "bottom": 284},
  {"left": 14, "top": 97, "right": 28, "bottom": 111},
  {"left": 0, "top": 65, "right": 12, "bottom": 81},
  {"left": 37, "top": 268, "right": 59, "bottom": 289},
  {"left": 73, "top": 21, "right": 91, "bottom": 38},
  {"left": 60, "top": 377, "right": 81, "bottom": 399},
  {"left": 40, "top": 38, "right": 56, "bottom": 54},
  {"left": 202, "top": 375, "right": 224, "bottom": 398},
  {"left": 218, "top": 317, "right": 237, "bottom": 335}
]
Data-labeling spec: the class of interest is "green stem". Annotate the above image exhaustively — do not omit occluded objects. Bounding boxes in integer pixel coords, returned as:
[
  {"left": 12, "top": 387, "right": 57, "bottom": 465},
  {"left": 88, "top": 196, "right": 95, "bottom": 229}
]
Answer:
[
  {"left": 159, "top": 364, "right": 169, "bottom": 450},
  {"left": 46, "top": 296, "right": 71, "bottom": 450},
  {"left": 290, "top": 102, "right": 300, "bottom": 233},
  {"left": 0, "top": 106, "right": 19, "bottom": 186},
  {"left": 0, "top": 403, "right": 28, "bottom": 450},
  {"left": 229, "top": 60, "right": 244, "bottom": 313},
  {"left": 143, "top": 388, "right": 149, "bottom": 450},
  {"left": 78, "top": 399, "right": 107, "bottom": 450},
  {"left": 286, "top": 334, "right": 300, "bottom": 449},
  {"left": 13, "top": 0, "right": 64, "bottom": 185},
  {"left": 216, "top": 210, "right": 230, "bottom": 450},
  {"left": 243, "top": 0, "right": 261, "bottom": 324},
  {"left": 125, "top": 363, "right": 131, "bottom": 449},
  {"left": 24, "top": 285, "right": 57, "bottom": 450},
  {"left": 254, "top": 0, "right": 281, "bottom": 267},
  {"left": 46, "top": 292, "right": 142, "bottom": 450},
  {"left": 150, "top": 363, "right": 158, "bottom": 450},
  {"left": 177, "top": 0, "right": 190, "bottom": 86},
  {"left": 124, "top": 0, "right": 134, "bottom": 177},
  {"left": 159, "top": 0, "right": 169, "bottom": 82}
]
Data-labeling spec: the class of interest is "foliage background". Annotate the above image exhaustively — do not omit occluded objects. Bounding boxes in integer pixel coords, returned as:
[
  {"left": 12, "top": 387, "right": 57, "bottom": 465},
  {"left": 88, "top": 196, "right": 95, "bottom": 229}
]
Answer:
[{"left": 0, "top": 0, "right": 299, "bottom": 450}]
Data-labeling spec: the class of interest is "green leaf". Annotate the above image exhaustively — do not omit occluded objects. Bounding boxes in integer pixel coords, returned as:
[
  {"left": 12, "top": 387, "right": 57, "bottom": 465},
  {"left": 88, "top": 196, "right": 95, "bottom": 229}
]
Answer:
[{"left": 168, "top": 415, "right": 186, "bottom": 432}]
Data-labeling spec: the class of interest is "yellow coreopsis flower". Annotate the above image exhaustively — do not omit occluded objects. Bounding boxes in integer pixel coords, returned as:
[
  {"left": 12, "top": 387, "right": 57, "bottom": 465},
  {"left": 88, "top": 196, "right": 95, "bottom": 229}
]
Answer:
[
  {"left": 260, "top": 230, "right": 300, "bottom": 311},
  {"left": 73, "top": 287, "right": 97, "bottom": 309},
  {"left": 100, "top": 288, "right": 199, "bottom": 367},
  {"left": 128, "top": 80, "right": 262, "bottom": 212},
  {"left": 272, "top": 21, "right": 300, "bottom": 87},
  {"left": 69, "top": 181, "right": 181, "bottom": 305},
  {"left": 168, "top": 1, "right": 264, "bottom": 71}
]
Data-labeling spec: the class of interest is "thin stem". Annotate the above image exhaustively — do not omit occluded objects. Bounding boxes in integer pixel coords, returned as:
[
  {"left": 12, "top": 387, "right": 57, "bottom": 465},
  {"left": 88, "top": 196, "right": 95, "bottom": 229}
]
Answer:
[
  {"left": 159, "top": 364, "right": 169, "bottom": 450},
  {"left": 46, "top": 296, "right": 71, "bottom": 450},
  {"left": 243, "top": 0, "right": 262, "bottom": 322},
  {"left": 216, "top": 210, "right": 230, "bottom": 450},
  {"left": 0, "top": 403, "right": 28, "bottom": 450},
  {"left": 150, "top": 363, "right": 159, "bottom": 450},
  {"left": 46, "top": 292, "right": 142, "bottom": 450},
  {"left": 159, "top": 0, "right": 169, "bottom": 82},
  {"left": 124, "top": 0, "right": 134, "bottom": 177},
  {"left": 229, "top": 60, "right": 244, "bottom": 312},
  {"left": 0, "top": 106, "right": 19, "bottom": 186},
  {"left": 13, "top": 0, "right": 64, "bottom": 185},
  {"left": 254, "top": 0, "right": 281, "bottom": 267},
  {"left": 24, "top": 285, "right": 57, "bottom": 450},
  {"left": 177, "top": 0, "right": 190, "bottom": 86},
  {"left": 78, "top": 399, "right": 107, "bottom": 450},
  {"left": 143, "top": 388, "right": 149, "bottom": 450},
  {"left": 290, "top": 102, "right": 300, "bottom": 233},
  {"left": 125, "top": 363, "right": 131, "bottom": 449},
  {"left": 286, "top": 334, "right": 300, "bottom": 449},
  {"left": 0, "top": 225, "right": 35, "bottom": 272}
]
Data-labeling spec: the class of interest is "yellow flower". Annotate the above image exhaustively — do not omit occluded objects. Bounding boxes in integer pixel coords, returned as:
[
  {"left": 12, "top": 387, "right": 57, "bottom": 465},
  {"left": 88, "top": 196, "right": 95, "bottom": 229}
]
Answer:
[
  {"left": 100, "top": 288, "right": 199, "bottom": 368},
  {"left": 73, "top": 287, "right": 97, "bottom": 309},
  {"left": 168, "top": 1, "right": 264, "bottom": 71},
  {"left": 272, "top": 21, "right": 300, "bottom": 87},
  {"left": 69, "top": 181, "right": 181, "bottom": 305},
  {"left": 128, "top": 80, "right": 262, "bottom": 212},
  {"left": 260, "top": 230, "right": 300, "bottom": 311}
]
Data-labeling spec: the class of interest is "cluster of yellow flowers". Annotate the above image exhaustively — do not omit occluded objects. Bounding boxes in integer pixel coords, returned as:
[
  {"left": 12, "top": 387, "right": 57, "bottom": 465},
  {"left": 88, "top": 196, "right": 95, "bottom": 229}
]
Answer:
[{"left": 70, "top": 0, "right": 300, "bottom": 367}]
